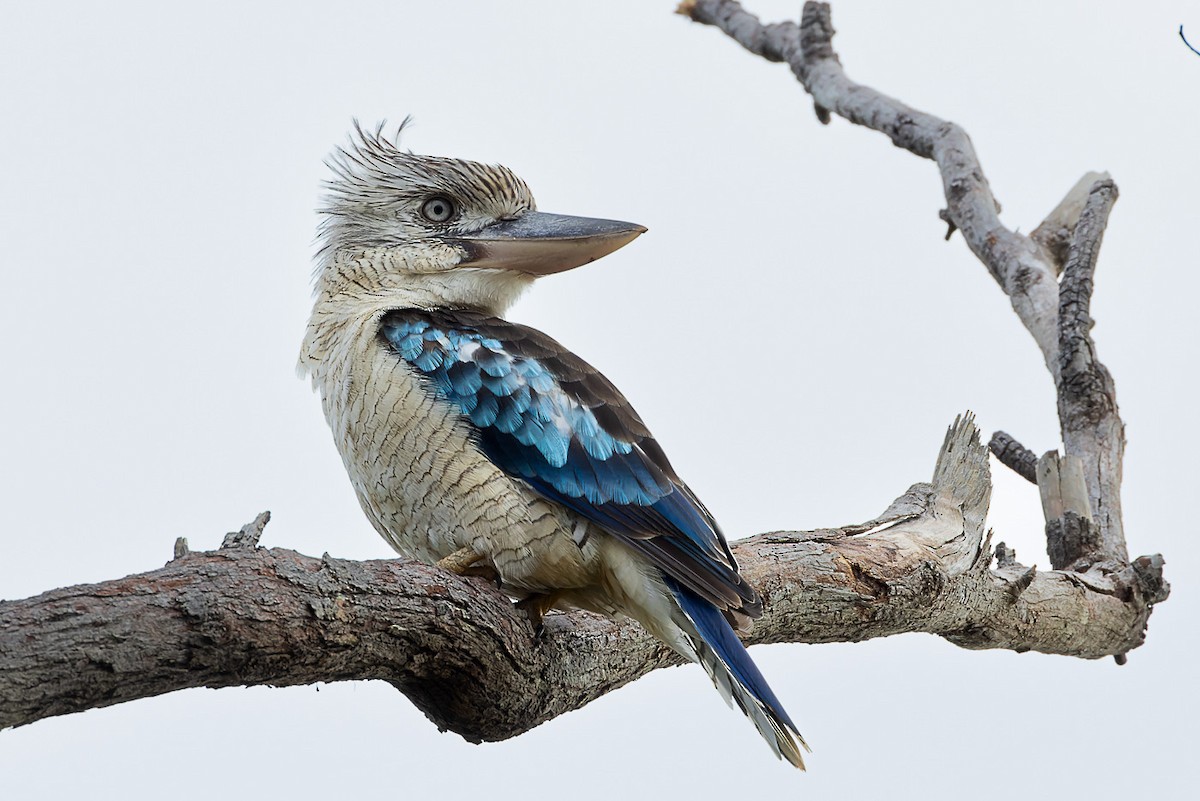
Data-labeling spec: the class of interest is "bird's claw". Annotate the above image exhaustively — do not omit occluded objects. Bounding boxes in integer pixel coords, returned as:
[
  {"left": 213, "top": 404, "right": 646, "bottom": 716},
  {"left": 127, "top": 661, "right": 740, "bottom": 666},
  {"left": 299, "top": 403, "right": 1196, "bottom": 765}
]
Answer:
[
  {"left": 514, "top": 592, "right": 560, "bottom": 641},
  {"left": 435, "top": 547, "right": 500, "bottom": 586},
  {"left": 461, "top": 563, "right": 503, "bottom": 587}
]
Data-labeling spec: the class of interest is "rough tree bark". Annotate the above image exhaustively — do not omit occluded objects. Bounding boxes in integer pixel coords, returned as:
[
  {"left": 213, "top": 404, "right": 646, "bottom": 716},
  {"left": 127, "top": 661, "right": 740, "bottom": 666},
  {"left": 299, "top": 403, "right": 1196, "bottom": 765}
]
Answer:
[{"left": 0, "top": 1, "right": 1168, "bottom": 739}]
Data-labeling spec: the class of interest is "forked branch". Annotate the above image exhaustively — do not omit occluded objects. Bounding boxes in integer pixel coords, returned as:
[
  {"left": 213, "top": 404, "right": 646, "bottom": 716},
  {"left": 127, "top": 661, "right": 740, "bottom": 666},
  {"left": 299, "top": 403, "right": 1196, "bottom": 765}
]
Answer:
[{"left": 681, "top": 0, "right": 1164, "bottom": 651}]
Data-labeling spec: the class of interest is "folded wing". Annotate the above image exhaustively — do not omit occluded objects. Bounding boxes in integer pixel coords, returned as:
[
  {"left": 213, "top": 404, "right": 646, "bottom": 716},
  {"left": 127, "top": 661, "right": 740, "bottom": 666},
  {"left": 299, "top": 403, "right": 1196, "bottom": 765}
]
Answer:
[{"left": 379, "top": 307, "right": 761, "bottom": 624}]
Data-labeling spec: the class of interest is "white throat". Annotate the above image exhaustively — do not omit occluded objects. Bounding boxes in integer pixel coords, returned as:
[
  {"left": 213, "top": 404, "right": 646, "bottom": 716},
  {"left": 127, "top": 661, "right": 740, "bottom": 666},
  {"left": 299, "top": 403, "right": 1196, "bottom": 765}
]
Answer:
[
  {"left": 316, "top": 247, "right": 534, "bottom": 313},
  {"left": 299, "top": 247, "right": 535, "bottom": 381}
]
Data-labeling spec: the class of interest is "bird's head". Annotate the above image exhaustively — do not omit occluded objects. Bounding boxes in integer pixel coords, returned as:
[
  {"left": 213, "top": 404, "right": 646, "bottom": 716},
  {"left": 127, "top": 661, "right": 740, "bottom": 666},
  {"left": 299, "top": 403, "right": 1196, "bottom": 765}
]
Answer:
[{"left": 314, "top": 122, "right": 646, "bottom": 314}]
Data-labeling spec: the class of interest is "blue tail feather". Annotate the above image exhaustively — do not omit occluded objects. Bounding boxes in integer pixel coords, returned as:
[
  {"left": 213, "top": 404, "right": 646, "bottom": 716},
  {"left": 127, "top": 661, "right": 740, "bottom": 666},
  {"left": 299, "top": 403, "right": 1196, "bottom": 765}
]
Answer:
[{"left": 665, "top": 577, "right": 799, "bottom": 733}]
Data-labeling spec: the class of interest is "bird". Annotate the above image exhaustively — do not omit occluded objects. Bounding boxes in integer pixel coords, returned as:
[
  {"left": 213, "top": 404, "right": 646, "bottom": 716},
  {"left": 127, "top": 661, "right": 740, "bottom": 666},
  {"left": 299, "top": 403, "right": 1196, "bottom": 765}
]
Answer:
[{"left": 299, "top": 122, "right": 808, "bottom": 768}]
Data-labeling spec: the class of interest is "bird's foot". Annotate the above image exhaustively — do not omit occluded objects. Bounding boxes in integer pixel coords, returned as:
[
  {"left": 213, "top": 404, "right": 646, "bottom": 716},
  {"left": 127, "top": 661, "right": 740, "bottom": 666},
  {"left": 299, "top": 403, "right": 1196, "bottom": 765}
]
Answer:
[
  {"left": 514, "top": 592, "right": 562, "bottom": 639},
  {"left": 435, "top": 547, "right": 500, "bottom": 585}
]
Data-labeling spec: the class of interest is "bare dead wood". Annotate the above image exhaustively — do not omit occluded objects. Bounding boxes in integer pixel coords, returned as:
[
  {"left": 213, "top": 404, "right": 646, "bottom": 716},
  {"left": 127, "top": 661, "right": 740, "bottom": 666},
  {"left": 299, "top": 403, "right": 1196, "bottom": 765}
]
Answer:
[
  {"left": 680, "top": 0, "right": 1163, "bottom": 666},
  {"left": 1031, "top": 172, "right": 1112, "bottom": 275},
  {"left": 0, "top": 418, "right": 1161, "bottom": 736},
  {"left": 680, "top": 0, "right": 1061, "bottom": 372},
  {"left": 0, "top": 1, "right": 1169, "bottom": 741},
  {"left": 988, "top": 431, "right": 1038, "bottom": 484},
  {"left": 1056, "top": 180, "right": 1126, "bottom": 563}
]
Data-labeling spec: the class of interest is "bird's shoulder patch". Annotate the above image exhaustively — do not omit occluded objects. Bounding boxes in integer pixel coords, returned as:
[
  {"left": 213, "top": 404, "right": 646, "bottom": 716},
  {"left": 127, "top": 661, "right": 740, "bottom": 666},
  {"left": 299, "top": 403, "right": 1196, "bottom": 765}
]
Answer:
[{"left": 379, "top": 308, "right": 677, "bottom": 505}]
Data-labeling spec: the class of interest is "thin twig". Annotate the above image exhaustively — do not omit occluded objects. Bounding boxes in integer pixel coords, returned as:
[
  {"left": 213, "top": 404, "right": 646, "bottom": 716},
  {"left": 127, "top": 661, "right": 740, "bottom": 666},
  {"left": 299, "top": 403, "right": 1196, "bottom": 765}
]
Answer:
[{"left": 1182, "top": 25, "right": 1200, "bottom": 57}]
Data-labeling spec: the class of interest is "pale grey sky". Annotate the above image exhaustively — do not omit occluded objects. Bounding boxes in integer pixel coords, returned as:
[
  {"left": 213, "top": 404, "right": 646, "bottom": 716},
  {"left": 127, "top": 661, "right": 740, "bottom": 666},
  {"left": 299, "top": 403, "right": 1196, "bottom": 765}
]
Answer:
[{"left": 2, "top": 1, "right": 1197, "bottom": 798}]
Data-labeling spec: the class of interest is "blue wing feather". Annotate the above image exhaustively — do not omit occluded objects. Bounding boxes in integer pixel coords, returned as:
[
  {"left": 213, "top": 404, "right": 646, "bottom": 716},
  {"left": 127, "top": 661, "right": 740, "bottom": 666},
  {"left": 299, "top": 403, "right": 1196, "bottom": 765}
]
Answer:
[{"left": 379, "top": 308, "right": 761, "bottom": 619}]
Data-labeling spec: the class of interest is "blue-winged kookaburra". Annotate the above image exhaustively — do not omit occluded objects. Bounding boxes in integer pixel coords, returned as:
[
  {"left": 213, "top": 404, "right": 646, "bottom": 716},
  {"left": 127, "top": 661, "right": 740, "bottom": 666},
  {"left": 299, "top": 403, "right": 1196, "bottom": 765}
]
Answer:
[{"left": 299, "top": 123, "right": 807, "bottom": 768}]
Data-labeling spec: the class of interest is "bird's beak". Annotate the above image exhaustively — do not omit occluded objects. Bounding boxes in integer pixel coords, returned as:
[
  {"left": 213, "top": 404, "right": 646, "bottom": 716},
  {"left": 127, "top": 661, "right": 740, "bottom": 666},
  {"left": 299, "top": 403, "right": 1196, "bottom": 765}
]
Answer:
[{"left": 450, "top": 211, "right": 647, "bottom": 275}]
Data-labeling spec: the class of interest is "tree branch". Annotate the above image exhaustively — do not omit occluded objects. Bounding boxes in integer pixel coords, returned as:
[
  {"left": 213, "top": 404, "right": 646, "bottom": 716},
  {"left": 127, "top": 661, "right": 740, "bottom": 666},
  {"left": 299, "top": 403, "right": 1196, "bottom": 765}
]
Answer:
[
  {"left": 1056, "top": 180, "right": 1126, "bottom": 563},
  {"left": 680, "top": 0, "right": 1061, "bottom": 373},
  {"left": 0, "top": 417, "right": 1162, "bottom": 737},
  {"left": 680, "top": 0, "right": 1161, "bottom": 636},
  {"left": 988, "top": 431, "right": 1038, "bottom": 484}
]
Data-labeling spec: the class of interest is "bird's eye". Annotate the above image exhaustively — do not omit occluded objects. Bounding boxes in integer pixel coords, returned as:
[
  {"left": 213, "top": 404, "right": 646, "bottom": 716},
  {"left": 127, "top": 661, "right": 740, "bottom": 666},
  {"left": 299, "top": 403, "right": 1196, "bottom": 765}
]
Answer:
[{"left": 420, "top": 196, "right": 457, "bottom": 223}]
